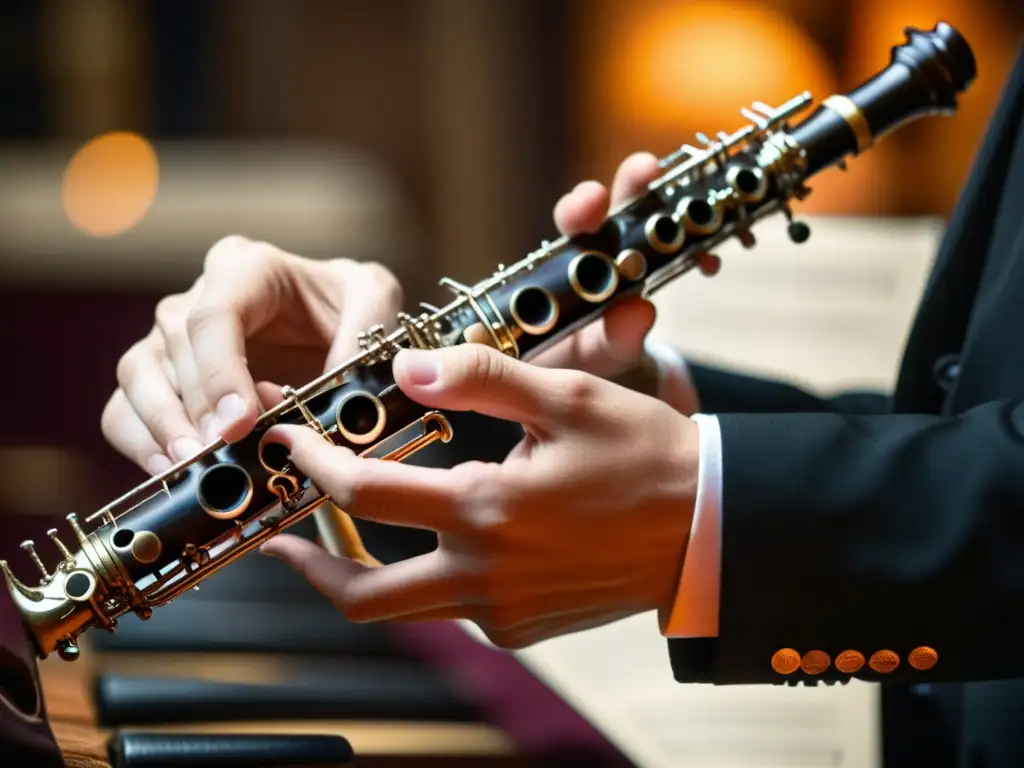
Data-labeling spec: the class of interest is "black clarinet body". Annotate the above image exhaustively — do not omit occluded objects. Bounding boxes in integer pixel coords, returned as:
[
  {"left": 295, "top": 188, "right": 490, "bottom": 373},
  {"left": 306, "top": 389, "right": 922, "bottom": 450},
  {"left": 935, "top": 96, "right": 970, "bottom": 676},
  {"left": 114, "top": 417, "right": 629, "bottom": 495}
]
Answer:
[
  {"left": 2, "top": 21, "right": 976, "bottom": 662},
  {"left": 791, "top": 21, "right": 976, "bottom": 175}
]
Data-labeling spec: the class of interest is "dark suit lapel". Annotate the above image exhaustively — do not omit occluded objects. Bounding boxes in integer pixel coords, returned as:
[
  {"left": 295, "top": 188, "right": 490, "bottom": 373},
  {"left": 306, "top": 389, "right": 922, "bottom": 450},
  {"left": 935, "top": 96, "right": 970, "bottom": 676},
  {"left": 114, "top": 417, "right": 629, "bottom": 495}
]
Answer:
[
  {"left": 893, "top": 46, "right": 1024, "bottom": 412},
  {"left": 950, "top": 114, "right": 1024, "bottom": 410}
]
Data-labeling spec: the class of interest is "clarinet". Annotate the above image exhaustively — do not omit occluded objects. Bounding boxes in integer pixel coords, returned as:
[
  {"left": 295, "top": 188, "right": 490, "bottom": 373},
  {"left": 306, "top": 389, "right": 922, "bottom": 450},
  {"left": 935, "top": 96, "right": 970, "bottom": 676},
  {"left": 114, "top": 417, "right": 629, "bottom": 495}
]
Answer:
[{"left": 3, "top": 21, "right": 976, "bottom": 663}]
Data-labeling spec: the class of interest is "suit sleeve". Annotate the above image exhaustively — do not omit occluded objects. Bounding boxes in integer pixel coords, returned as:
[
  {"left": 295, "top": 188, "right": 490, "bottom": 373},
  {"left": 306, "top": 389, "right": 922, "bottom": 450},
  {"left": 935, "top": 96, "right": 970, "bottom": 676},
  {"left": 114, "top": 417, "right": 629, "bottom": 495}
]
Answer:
[
  {"left": 667, "top": 399, "right": 1024, "bottom": 686},
  {"left": 686, "top": 361, "right": 890, "bottom": 416}
]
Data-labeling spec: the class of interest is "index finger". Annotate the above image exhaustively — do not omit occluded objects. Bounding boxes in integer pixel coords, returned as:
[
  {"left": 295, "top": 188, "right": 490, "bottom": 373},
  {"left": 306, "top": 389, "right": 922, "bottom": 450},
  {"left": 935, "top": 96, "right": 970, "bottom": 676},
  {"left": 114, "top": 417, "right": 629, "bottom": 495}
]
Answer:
[
  {"left": 552, "top": 152, "right": 659, "bottom": 237},
  {"left": 186, "top": 236, "right": 286, "bottom": 442},
  {"left": 609, "top": 151, "right": 659, "bottom": 208},
  {"left": 264, "top": 424, "right": 466, "bottom": 532}
]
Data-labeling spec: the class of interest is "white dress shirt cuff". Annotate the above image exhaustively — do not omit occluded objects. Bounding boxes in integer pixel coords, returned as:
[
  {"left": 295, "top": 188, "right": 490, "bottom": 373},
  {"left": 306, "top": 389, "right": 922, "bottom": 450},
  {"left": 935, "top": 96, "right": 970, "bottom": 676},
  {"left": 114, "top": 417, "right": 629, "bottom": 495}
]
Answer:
[{"left": 659, "top": 413, "right": 723, "bottom": 638}]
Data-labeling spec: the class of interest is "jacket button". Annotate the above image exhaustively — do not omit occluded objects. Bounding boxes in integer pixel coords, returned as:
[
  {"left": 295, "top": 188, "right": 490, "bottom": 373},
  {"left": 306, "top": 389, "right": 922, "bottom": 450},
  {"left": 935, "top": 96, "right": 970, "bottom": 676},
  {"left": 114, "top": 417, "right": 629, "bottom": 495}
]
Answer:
[
  {"left": 932, "top": 354, "right": 961, "bottom": 392},
  {"left": 909, "top": 646, "right": 938, "bottom": 671},
  {"left": 869, "top": 649, "right": 901, "bottom": 673},
  {"left": 835, "top": 650, "right": 865, "bottom": 674},
  {"left": 772, "top": 648, "right": 801, "bottom": 675},
  {"left": 801, "top": 650, "right": 830, "bottom": 675}
]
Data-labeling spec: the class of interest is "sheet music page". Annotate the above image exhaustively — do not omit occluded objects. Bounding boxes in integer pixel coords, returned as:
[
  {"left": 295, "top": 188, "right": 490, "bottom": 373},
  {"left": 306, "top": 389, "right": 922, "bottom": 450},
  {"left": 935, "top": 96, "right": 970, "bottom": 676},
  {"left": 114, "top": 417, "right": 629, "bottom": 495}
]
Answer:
[
  {"left": 645, "top": 215, "right": 943, "bottom": 393},
  {"left": 461, "top": 215, "right": 945, "bottom": 768}
]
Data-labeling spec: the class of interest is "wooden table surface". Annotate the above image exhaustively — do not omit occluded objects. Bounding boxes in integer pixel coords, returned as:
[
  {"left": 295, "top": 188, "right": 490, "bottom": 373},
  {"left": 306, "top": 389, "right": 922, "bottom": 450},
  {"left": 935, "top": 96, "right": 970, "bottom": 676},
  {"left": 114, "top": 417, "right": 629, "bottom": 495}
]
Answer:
[{"left": 41, "top": 649, "right": 525, "bottom": 767}]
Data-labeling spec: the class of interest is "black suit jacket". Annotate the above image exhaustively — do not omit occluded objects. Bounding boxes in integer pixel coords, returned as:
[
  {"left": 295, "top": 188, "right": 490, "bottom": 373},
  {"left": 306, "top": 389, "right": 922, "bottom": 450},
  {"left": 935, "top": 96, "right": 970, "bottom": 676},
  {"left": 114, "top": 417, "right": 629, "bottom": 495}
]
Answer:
[{"left": 666, "top": 46, "right": 1024, "bottom": 693}]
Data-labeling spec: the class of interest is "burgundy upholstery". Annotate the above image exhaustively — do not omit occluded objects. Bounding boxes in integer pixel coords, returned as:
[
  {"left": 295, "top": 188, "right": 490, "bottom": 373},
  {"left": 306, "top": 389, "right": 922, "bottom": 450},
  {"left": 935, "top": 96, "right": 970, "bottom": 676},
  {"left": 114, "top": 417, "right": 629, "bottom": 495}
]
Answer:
[
  {"left": 390, "top": 621, "right": 633, "bottom": 766},
  {"left": 0, "top": 585, "right": 65, "bottom": 766}
]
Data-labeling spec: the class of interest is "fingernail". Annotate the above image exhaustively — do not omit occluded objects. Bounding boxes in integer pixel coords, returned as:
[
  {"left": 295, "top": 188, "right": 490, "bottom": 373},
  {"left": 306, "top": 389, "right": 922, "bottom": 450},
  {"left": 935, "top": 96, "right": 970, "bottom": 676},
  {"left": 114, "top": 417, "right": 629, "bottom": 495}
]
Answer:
[
  {"left": 171, "top": 436, "right": 203, "bottom": 462},
  {"left": 263, "top": 425, "right": 291, "bottom": 448},
  {"left": 199, "top": 413, "right": 218, "bottom": 443},
  {"left": 146, "top": 454, "right": 173, "bottom": 476},
  {"left": 215, "top": 393, "right": 246, "bottom": 427},
  {"left": 398, "top": 349, "right": 441, "bottom": 386}
]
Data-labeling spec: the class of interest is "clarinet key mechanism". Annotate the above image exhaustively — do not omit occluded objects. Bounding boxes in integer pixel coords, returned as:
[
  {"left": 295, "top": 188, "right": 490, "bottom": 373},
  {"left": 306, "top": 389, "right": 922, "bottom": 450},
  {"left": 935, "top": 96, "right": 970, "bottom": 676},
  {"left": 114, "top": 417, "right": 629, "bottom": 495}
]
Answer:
[{"left": 2, "top": 21, "right": 976, "bottom": 662}]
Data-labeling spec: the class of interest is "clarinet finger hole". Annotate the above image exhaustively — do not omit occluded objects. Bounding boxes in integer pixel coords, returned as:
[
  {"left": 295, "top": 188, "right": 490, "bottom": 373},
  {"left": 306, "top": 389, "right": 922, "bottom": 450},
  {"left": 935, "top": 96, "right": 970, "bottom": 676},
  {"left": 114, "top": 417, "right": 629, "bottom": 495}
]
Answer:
[
  {"left": 258, "top": 432, "right": 292, "bottom": 474},
  {"left": 644, "top": 214, "right": 685, "bottom": 254},
  {"left": 569, "top": 251, "right": 620, "bottom": 303},
  {"left": 111, "top": 528, "right": 135, "bottom": 549},
  {"left": 677, "top": 197, "right": 723, "bottom": 235},
  {"left": 63, "top": 570, "right": 97, "bottom": 602},
  {"left": 197, "top": 463, "right": 254, "bottom": 521},
  {"left": 336, "top": 391, "right": 387, "bottom": 446},
  {"left": 727, "top": 165, "right": 768, "bottom": 203},
  {"left": 510, "top": 286, "right": 560, "bottom": 335}
]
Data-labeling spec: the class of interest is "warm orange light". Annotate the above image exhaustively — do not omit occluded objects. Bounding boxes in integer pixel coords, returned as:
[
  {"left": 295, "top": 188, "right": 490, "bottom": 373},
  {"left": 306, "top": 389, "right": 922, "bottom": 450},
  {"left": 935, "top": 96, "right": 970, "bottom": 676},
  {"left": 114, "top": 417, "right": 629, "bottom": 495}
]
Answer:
[
  {"left": 604, "top": 0, "right": 838, "bottom": 135},
  {"left": 572, "top": 0, "right": 897, "bottom": 212},
  {"left": 846, "top": 0, "right": 1019, "bottom": 215},
  {"left": 62, "top": 131, "right": 159, "bottom": 237}
]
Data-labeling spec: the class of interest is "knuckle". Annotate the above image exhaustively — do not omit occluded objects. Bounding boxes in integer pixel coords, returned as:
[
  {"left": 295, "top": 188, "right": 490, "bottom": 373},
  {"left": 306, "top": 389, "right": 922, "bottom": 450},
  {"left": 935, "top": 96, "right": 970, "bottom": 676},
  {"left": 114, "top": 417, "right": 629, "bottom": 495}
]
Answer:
[
  {"left": 205, "top": 236, "right": 287, "bottom": 273},
  {"left": 458, "top": 501, "right": 506, "bottom": 534},
  {"left": 144, "top": 409, "right": 181, "bottom": 444},
  {"left": 154, "top": 294, "right": 188, "bottom": 332},
  {"left": 115, "top": 343, "right": 146, "bottom": 387},
  {"left": 451, "top": 464, "right": 508, "bottom": 532},
  {"left": 199, "top": 368, "right": 237, "bottom": 403},
  {"left": 184, "top": 302, "right": 222, "bottom": 340},
  {"left": 462, "top": 344, "right": 504, "bottom": 388},
  {"left": 564, "top": 370, "right": 596, "bottom": 403},
  {"left": 247, "top": 239, "right": 287, "bottom": 266},
  {"left": 560, "top": 371, "right": 598, "bottom": 423},
  {"left": 451, "top": 462, "right": 491, "bottom": 499},
  {"left": 99, "top": 393, "right": 121, "bottom": 441},
  {"left": 360, "top": 261, "right": 404, "bottom": 306},
  {"left": 204, "top": 235, "right": 250, "bottom": 268},
  {"left": 309, "top": 448, "right": 358, "bottom": 506},
  {"left": 181, "top": 389, "right": 211, "bottom": 421}
]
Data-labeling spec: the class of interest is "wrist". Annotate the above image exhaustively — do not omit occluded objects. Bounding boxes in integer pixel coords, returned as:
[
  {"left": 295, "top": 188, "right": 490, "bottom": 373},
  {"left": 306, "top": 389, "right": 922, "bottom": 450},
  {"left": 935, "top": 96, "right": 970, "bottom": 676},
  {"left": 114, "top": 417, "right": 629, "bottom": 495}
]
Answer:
[
  {"left": 644, "top": 340, "right": 701, "bottom": 415},
  {"left": 649, "top": 412, "right": 700, "bottom": 616}
]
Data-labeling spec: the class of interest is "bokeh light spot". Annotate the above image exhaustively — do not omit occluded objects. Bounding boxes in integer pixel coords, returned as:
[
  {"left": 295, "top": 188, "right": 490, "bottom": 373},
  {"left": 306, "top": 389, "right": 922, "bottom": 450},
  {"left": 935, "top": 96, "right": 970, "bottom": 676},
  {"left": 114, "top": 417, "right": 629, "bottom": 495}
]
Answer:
[
  {"left": 608, "top": 0, "right": 838, "bottom": 135},
  {"left": 62, "top": 131, "right": 159, "bottom": 237}
]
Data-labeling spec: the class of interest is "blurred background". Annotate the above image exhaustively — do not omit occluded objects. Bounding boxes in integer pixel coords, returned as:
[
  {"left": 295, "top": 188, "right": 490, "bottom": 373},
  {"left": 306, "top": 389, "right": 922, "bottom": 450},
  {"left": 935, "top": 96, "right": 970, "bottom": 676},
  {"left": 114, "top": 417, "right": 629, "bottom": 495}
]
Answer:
[
  {"left": 0, "top": 1, "right": 1022, "bottom": 766},
  {"left": 1, "top": 0, "right": 1022, "bottom": 513}
]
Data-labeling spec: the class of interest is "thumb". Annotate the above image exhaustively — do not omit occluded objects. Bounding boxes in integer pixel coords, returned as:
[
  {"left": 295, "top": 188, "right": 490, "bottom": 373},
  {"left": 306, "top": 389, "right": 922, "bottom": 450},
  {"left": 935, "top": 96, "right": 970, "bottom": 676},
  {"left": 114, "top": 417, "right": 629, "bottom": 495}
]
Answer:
[{"left": 392, "top": 345, "right": 572, "bottom": 432}]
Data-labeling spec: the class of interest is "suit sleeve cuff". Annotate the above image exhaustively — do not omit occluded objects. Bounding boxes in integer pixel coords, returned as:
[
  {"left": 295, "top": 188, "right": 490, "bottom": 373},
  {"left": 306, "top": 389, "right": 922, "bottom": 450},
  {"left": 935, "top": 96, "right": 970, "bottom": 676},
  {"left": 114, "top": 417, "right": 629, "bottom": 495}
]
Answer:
[{"left": 659, "top": 413, "right": 723, "bottom": 638}]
